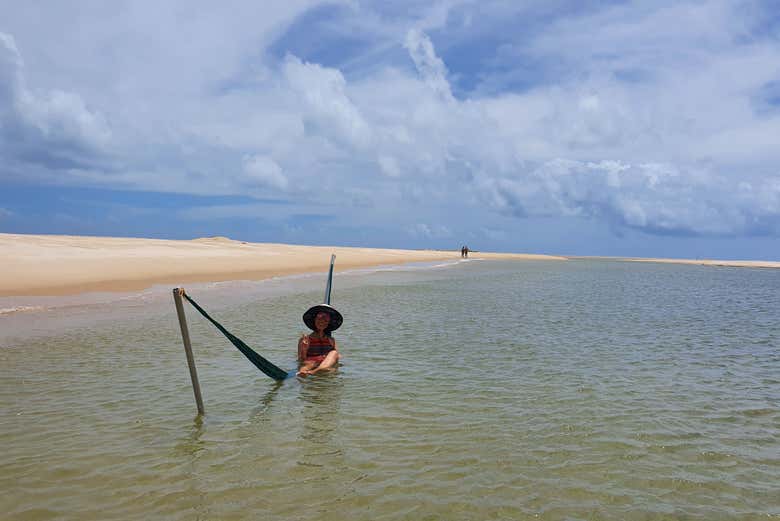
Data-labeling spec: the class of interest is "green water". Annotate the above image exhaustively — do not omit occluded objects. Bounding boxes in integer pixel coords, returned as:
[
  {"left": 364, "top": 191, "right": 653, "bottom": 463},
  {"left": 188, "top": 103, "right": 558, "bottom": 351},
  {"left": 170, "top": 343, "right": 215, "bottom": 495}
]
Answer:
[{"left": 1, "top": 259, "right": 778, "bottom": 520}]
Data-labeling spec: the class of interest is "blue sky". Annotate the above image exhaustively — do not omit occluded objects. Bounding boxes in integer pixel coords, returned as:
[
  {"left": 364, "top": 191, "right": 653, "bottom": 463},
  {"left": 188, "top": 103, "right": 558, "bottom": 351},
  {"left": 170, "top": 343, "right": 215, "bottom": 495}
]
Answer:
[{"left": 1, "top": 0, "right": 779, "bottom": 259}]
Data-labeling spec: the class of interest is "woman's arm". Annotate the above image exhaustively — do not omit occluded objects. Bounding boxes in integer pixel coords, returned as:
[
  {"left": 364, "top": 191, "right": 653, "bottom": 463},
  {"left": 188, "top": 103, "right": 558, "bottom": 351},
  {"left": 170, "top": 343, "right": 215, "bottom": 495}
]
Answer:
[{"left": 298, "top": 334, "right": 310, "bottom": 362}]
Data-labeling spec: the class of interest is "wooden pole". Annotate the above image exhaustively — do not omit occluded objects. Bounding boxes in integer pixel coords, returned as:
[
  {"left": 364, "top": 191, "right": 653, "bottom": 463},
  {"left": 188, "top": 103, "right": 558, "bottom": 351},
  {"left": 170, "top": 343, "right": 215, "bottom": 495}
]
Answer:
[
  {"left": 324, "top": 254, "right": 336, "bottom": 304},
  {"left": 173, "top": 288, "right": 204, "bottom": 415}
]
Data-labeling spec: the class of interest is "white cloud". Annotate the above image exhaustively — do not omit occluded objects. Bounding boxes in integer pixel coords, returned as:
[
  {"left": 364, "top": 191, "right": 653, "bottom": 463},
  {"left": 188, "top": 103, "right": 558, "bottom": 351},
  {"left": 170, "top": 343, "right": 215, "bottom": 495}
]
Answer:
[
  {"left": 21, "top": 89, "right": 112, "bottom": 148},
  {"left": 0, "top": 0, "right": 779, "bottom": 243},
  {"left": 479, "top": 159, "right": 778, "bottom": 236},
  {"left": 0, "top": 32, "right": 111, "bottom": 164},
  {"left": 243, "top": 155, "right": 288, "bottom": 190},
  {"left": 283, "top": 55, "right": 371, "bottom": 148},
  {"left": 404, "top": 28, "right": 454, "bottom": 102}
]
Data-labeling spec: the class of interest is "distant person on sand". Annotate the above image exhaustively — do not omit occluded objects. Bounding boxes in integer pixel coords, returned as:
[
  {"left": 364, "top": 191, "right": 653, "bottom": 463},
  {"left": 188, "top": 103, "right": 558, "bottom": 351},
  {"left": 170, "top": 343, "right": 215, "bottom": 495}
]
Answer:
[
  {"left": 464, "top": 245, "right": 469, "bottom": 258},
  {"left": 297, "top": 304, "right": 343, "bottom": 376}
]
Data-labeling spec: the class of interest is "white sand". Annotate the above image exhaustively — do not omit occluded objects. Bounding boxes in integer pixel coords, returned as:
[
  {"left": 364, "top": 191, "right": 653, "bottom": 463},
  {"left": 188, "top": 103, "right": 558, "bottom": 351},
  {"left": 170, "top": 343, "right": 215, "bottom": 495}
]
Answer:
[
  {"left": 0, "top": 234, "right": 566, "bottom": 296},
  {"left": 625, "top": 257, "right": 780, "bottom": 269}
]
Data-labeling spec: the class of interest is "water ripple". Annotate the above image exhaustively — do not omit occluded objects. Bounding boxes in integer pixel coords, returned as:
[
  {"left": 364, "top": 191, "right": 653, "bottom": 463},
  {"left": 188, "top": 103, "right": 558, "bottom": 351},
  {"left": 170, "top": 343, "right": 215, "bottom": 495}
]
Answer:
[{"left": 1, "top": 260, "right": 779, "bottom": 519}]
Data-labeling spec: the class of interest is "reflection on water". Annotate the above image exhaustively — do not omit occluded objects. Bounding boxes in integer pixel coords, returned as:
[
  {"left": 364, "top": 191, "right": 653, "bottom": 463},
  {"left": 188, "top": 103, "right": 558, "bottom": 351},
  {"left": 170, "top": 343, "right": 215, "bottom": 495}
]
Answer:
[
  {"left": 250, "top": 380, "right": 286, "bottom": 419},
  {"left": 298, "top": 372, "right": 344, "bottom": 463},
  {"left": 172, "top": 416, "right": 206, "bottom": 459},
  {"left": 1, "top": 259, "right": 779, "bottom": 520}
]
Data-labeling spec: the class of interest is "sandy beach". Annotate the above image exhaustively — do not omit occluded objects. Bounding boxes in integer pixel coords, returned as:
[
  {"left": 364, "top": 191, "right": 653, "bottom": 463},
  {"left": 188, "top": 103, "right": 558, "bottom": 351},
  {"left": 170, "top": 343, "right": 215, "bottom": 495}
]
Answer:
[
  {"left": 565, "top": 255, "right": 780, "bottom": 270},
  {"left": 0, "top": 233, "right": 566, "bottom": 297},
  {"left": 3, "top": 233, "right": 777, "bottom": 298},
  {"left": 624, "top": 257, "right": 780, "bottom": 269}
]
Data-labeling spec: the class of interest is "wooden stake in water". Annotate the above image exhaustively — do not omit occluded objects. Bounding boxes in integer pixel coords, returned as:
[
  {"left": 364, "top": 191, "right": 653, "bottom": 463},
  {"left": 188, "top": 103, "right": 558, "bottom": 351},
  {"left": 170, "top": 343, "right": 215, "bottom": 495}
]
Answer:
[
  {"left": 324, "top": 254, "right": 336, "bottom": 305},
  {"left": 173, "top": 288, "right": 205, "bottom": 415}
]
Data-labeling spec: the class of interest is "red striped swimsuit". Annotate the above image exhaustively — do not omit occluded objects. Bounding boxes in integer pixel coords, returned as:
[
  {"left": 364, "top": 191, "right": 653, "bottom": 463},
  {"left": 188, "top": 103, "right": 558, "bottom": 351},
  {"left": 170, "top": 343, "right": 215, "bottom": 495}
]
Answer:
[{"left": 305, "top": 336, "right": 334, "bottom": 363}]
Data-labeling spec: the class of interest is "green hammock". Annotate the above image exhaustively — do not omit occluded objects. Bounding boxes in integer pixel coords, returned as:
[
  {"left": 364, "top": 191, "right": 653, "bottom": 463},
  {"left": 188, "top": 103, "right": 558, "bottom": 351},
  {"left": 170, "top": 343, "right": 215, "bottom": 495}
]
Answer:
[{"left": 183, "top": 293, "right": 290, "bottom": 381}]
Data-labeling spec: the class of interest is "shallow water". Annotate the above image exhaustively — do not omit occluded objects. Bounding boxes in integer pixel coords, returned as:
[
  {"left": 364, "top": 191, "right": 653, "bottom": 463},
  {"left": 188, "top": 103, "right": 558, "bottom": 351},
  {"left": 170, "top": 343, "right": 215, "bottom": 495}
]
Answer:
[{"left": 1, "top": 259, "right": 778, "bottom": 520}]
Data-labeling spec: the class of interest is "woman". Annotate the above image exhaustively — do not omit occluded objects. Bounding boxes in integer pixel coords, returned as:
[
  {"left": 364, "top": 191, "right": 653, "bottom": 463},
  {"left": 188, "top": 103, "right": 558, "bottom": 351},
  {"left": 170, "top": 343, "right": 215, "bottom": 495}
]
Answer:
[{"left": 297, "top": 303, "right": 343, "bottom": 376}]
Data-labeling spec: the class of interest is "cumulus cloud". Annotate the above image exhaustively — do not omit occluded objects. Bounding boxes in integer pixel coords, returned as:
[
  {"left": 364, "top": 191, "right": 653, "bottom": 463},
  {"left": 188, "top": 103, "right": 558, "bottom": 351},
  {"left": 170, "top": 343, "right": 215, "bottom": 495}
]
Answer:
[
  {"left": 243, "top": 154, "right": 288, "bottom": 190},
  {"left": 283, "top": 55, "right": 371, "bottom": 148},
  {"left": 0, "top": 32, "right": 111, "bottom": 170},
  {"left": 1, "top": 0, "right": 779, "bottom": 245},
  {"left": 478, "top": 159, "right": 778, "bottom": 236}
]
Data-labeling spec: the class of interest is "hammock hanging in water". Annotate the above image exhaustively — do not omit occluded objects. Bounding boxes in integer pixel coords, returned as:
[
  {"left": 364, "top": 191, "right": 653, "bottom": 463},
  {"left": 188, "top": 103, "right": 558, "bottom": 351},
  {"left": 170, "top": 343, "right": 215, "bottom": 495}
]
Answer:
[{"left": 182, "top": 293, "right": 290, "bottom": 381}]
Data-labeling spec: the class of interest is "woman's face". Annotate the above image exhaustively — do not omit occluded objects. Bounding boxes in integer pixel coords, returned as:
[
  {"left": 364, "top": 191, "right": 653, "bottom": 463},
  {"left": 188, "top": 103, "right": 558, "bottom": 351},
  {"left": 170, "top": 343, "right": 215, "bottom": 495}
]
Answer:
[{"left": 315, "top": 311, "right": 331, "bottom": 330}]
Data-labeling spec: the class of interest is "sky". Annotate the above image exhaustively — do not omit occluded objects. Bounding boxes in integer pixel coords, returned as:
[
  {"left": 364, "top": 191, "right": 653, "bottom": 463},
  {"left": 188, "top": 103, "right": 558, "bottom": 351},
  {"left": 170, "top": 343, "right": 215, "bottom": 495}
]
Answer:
[{"left": 0, "top": 0, "right": 779, "bottom": 259}]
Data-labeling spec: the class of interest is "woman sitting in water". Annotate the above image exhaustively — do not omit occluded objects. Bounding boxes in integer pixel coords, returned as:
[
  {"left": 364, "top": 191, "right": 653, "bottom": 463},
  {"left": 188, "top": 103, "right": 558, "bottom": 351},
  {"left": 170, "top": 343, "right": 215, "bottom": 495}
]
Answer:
[{"left": 297, "top": 303, "right": 343, "bottom": 376}]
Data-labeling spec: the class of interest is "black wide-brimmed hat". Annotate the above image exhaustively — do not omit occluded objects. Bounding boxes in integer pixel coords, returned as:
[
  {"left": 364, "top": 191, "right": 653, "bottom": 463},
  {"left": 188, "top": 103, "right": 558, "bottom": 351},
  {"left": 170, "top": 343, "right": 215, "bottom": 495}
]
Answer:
[{"left": 303, "top": 304, "right": 343, "bottom": 332}]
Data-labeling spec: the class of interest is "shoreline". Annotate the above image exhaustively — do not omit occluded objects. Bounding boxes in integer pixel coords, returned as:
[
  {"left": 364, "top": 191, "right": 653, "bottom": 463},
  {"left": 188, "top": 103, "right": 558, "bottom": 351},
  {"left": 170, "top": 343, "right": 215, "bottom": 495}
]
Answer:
[
  {"left": 567, "top": 255, "right": 780, "bottom": 270},
  {"left": 0, "top": 233, "right": 566, "bottom": 297},
  {"left": 624, "top": 257, "right": 780, "bottom": 269},
  {"left": 3, "top": 233, "right": 777, "bottom": 299}
]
